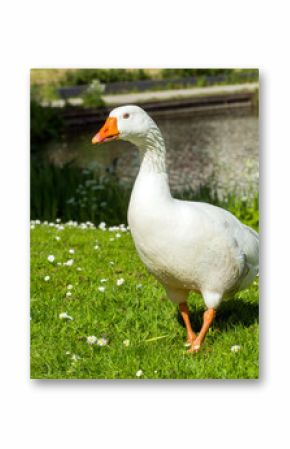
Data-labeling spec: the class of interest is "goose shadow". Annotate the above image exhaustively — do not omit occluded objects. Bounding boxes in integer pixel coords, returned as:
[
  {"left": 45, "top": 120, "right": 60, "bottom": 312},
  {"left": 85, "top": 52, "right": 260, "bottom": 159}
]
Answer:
[{"left": 177, "top": 297, "right": 259, "bottom": 331}]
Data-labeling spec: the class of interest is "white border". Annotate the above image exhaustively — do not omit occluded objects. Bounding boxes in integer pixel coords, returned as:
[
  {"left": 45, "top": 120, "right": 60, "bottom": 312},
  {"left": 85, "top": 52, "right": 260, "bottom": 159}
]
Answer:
[{"left": 1, "top": 1, "right": 290, "bottom": 448}]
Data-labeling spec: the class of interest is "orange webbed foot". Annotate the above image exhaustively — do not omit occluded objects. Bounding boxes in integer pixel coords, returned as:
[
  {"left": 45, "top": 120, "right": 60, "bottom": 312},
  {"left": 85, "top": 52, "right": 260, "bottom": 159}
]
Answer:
[{"left": 187, "top": 338, "right": 202, "bottom": 353}]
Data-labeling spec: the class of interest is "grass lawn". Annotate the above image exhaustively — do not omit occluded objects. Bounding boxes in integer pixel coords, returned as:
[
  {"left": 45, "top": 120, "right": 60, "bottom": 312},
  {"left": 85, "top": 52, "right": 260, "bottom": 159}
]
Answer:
[{"left": 30, "top": 222, "right": 259, "bottom": 379}]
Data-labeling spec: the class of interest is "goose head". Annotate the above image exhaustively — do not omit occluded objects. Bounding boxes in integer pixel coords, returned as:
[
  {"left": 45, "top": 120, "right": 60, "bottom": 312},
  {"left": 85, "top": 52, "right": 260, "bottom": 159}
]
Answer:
[{"left": 92, "top": 105, "right": 158, "bottom": 147}]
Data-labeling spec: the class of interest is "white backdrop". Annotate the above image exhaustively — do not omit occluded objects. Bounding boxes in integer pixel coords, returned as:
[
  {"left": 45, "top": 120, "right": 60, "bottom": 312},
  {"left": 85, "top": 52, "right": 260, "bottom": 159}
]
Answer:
[{"left": 0, "top": 1, "right": 289, "bottom": 448}]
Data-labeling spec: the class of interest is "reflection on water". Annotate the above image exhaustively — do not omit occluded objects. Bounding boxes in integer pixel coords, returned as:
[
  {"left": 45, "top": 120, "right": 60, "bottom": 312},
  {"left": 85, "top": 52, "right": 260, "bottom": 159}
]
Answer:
[{"left": 45, "top": 110, "right": 258, "bottom": 198}]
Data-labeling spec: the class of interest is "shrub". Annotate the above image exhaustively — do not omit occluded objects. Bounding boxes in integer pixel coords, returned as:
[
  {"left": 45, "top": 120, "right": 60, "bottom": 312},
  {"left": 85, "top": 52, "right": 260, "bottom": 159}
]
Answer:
[
  {"left": 30, "top": 162, "right": 130, "bottom": 225},
  {"left": 82, "top": 80, "right": 105, "bottom": 108},
  {"left": 30, "top": 101, "right": 63, "bottom": 154},
  {"left": 61, "top": 69, "right": 150, "bottom": 86}
]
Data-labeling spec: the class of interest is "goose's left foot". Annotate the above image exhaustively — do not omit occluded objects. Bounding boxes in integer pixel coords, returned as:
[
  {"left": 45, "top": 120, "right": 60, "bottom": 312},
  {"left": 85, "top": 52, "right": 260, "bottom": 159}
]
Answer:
[{"left": 188, "top": 308, "right": 216, "bottom": 354}]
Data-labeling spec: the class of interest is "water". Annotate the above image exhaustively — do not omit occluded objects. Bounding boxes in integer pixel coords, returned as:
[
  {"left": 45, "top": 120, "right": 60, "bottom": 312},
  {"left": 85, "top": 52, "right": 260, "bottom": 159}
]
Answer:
[{"left": 45, "top": 109, "right": 259, "bottom": 199}]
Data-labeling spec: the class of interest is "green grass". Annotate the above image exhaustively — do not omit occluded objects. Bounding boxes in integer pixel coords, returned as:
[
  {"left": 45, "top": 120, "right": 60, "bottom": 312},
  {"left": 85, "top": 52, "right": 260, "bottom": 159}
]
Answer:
[{"left": 30, "top": 221, "right": 259, "bottom": 379}]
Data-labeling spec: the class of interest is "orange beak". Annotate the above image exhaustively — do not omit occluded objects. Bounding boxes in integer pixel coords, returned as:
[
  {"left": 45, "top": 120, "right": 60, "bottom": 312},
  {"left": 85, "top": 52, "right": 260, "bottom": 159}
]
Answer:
[{"left": 92, "top": 117, "right": 119, "bottom": 144}]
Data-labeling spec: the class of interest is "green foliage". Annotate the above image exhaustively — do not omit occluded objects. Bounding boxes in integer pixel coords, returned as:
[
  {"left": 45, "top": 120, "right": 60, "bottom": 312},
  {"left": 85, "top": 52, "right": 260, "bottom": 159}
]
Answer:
[
  {"left": 30, "top": 162, "right": 130, "bottom": 225},
  {"left": 31, "top": 161, "right": 259, "bottom": 229},
  {"left": 81, "top": 79, "right": 105, "bottom": 108},
  {"left": 31, "top": 84, "right": 60, "bottom": 103},
  {"left": 161, "top": 68, "right": 230, "bottom": 78},
  {"left": 30, "top": 101, "right": 63, "bottom": 153},
  {"left": 61, "top": 69, "right": 150, "bottom": 86},
  {"left": 30, "top": 224, "right": 259, "bottom": 379},
  {"left": 161, "top": 68, "right": 259, "bottom": 81}
]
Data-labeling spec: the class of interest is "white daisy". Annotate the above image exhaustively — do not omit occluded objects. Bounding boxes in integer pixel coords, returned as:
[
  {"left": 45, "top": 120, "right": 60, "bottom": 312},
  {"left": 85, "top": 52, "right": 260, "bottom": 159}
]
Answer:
[
  {"left": 94, "top": 245, "right": 100, "bottom": 250},
  {"left": 47, "top": 255, "right": 55, "bottom": 263},
  {"left": 55, "top": 236, "right": 61, "bottom": 241},
  {"left": 98, "top": 286, "right": 106, "bottom": 292},
  {"left": 116, "top": 278, "right": 125, "bottom": 286},
  {"left": 100, "top": 278, "right": 107, "bottom": 283},
  {"left": 123, "top": 339, "right": 130, "bottom": 347},
  {"left": 67, "top": 284, "right": 73, "bottom": 290},
  {"left": 59, "top": 312, "right": 73, "bottom": 320},
  {"left": 66, "top": 291, "right": 72, "bottom": 297},
  {"left": 64, "top": 259, "right": 74, "bottom": 266},
  {"left": 231, "top": 345, "right": 241, "bottom": 353},
  {"left": 87, "top": 335, "right": 97, "bottom": 345},
  {"left": 44, "top": 275, "right": 50, "bottom": 281},
  {"left": 69, "top": 249, "right": 75, "bottom": 254},
  {"left": 97, "top": 337, "right": 108, "bottom": 346},
  {"left": 136, "top": 369, "right": 143, "bottom": 377},
  {"left": 99, "top": 221, "right": 106, "bottom": 231}
]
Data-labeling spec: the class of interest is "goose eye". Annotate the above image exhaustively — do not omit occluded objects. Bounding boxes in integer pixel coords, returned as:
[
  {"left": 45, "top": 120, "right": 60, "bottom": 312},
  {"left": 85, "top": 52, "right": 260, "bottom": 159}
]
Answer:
[{"left": 123, "top": 113, "right": 130, "bottom": 119}]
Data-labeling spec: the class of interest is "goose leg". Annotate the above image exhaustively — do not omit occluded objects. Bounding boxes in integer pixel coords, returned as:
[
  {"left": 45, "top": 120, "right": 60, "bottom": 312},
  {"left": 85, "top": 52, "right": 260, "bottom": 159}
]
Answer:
[
  {"left": 188, "top": 308, "right": 216, "bottom": 353},
  {"left": 179, "top": 303, "right": 197, "bottom": 344}
]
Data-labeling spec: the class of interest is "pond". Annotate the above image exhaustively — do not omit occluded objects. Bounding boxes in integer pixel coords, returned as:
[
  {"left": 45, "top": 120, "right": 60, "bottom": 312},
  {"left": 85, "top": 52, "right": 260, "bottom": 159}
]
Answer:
[{"left": 44, "top": 108, "right": 259, "bottom": 199}]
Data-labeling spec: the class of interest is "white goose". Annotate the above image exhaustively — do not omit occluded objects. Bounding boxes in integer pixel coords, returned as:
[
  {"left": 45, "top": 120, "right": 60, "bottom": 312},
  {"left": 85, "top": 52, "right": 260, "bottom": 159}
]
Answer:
[{"left": 92, "top": 105, "right": 259, "bottom": 352}]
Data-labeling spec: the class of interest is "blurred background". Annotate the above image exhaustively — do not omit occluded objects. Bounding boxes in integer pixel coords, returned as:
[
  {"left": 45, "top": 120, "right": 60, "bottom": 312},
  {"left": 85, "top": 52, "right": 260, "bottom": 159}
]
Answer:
[{"left": 30, "top": 68, "right": 259, "bottom": 227}]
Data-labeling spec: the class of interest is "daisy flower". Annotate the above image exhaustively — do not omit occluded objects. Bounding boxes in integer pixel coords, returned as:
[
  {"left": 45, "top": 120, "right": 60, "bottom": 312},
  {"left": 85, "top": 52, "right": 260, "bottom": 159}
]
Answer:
[
  {"left": 99, "top": 222, "right": 106, "bottom": 231},
  {"left": 116, "top": 278, "right": 125, "bottom": 286},
  {"left": 136, "top": 369, "right": 143, "bottom": 377},
  {"left": 231, "top": 345, "right": 241, "bottom": 353},
  {"left": 98, "top": 286, "right": 106, "bottom": 292},
  {"left": 47, "top": 255, "right": 55, "bottom": 263},
  {"left": 44, "top": 275, "right": 50, "bottom": 282},
  {"left": 69, "top": 249, "right": 75, "bottom": 254},
  {"left": 123, "top": 339, "right": 130, "bottom": 347},
  {"left": 59, "top": 312, "right": 73, "bottom": 320},
  {"left": 87, "top": 335, "right": 97, "bottom": 345},
  {"left": 97, "top": 338, "right": 108, "bottom": 347}
]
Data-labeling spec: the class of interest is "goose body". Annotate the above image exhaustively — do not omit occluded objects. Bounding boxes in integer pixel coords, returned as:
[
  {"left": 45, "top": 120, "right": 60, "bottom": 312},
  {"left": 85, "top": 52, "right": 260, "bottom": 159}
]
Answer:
[
  {"left": 92, "top": 105, "right": 259, "bottom": 352},
  {"left": 129, "top": 188, "right": 258, "bottom": 307}
]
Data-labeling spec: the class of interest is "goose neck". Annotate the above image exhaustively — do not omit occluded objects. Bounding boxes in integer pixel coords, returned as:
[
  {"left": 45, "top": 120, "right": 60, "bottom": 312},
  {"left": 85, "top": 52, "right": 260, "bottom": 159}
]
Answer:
[{"left": 137, "top": 127, "right": 167, "bottom": 175}]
